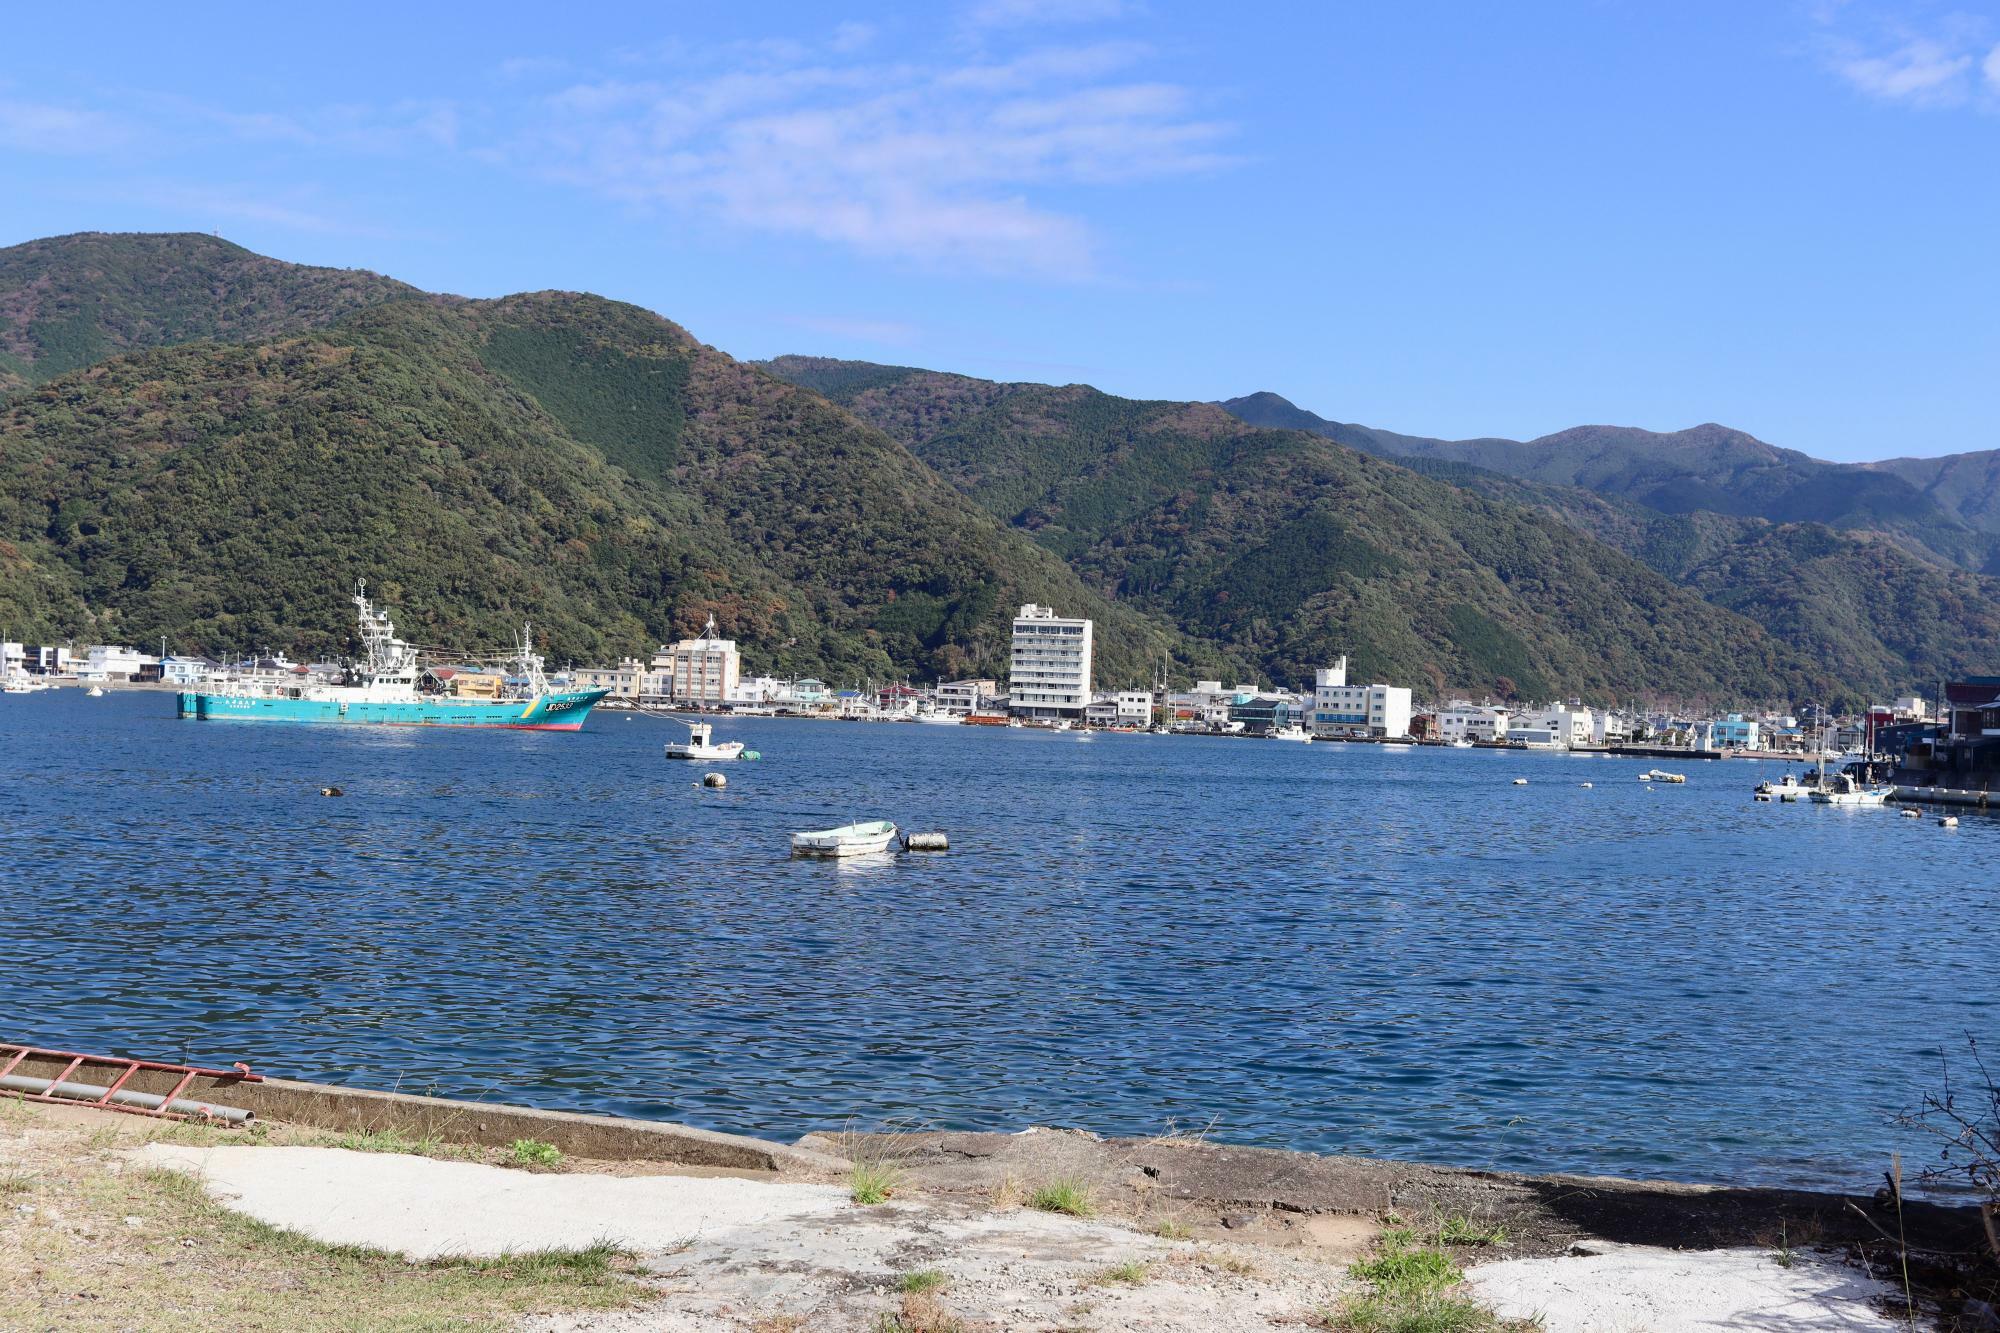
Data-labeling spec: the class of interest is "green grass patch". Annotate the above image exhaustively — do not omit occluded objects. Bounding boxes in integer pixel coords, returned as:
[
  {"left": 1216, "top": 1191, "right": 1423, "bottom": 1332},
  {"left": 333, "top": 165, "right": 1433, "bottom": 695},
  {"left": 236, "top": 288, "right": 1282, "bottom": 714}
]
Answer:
[
  {"left": 1026, "top": 1177, "right": 1095, "bottom": 1217},
  {"left": 1319, "top": 1221, "right": 1531, "bottom": 1333},
  {"left": 850, "top": 1159, "right": 904, "bottom": 1205},
  {"left": 1437, "top": 1214, "right": 1507, "bottom": 1248},
  {"left": 896, "top": 1268, "right": 947, "bottom": 1293},
  {"left": 1090, "top": 1259, "right": 1151, "bottom": 1285},
  {"left": 509, "top": 1137, "right": 563, "bottom": 1167},
  {"left": 1352, "top": 1244, "right": 1461, "bottom": 1292},
  {"left": 317, "top": 1127, "right": 446, "bottom": 1156}
]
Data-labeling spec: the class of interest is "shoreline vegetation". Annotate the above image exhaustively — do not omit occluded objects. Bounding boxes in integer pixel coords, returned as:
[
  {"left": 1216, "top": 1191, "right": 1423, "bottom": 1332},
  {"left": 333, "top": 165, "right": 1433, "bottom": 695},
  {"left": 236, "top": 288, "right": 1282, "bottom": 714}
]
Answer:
[{"left": 4, "top": 1059, "right": 1995, "bottom": 1328}]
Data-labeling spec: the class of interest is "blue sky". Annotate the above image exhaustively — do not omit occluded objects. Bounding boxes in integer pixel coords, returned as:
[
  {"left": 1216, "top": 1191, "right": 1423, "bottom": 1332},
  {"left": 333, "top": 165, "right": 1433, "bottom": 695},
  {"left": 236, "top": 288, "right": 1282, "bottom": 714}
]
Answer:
[{"left": 2, "top": 1, "right": 1995, "bottom": 461}]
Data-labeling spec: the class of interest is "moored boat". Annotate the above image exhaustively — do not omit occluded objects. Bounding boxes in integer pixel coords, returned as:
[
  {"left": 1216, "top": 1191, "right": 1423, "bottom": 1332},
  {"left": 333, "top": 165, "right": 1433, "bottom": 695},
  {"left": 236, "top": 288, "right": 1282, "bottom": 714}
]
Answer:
[
  {"left": 1269, "top": 725, "right": 1312, "bottom": 743},
  {"left": 1809, "top": 773, "right": 1891, "bottom": 806},
  {"left": 664, "top": 719, "right": 746, "bottom": 761},
  {"left": 175, "top": 583, "right": 607, "bottom": 730},
  {"left": 790, "top": 820, "right": 898, "bottom": 857},
  {"left": 1754, "top": 772, "right": 1811, "bottom": 802}
]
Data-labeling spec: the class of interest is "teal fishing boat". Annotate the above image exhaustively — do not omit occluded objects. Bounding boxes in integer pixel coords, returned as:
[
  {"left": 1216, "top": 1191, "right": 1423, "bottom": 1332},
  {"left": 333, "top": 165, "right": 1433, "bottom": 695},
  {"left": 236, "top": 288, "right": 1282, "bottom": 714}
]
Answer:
[{"left": 175, "top": 583, "right": 607, "bottom": 730}]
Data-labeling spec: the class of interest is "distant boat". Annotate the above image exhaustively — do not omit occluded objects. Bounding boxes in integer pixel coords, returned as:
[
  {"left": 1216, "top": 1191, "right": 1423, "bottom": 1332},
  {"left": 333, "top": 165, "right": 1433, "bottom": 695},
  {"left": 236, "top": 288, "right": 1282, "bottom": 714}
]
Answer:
[
  {"left": 791, "top": 820, "right": 898, "bottom": 857},
  {"left": 1809, "top": 773, "right": 1890, "bottom": 806},
  {"left": 85, "top": 685, "right": 105, "bottom": 698},
  {"left": 176, "top": 582, "right": 606, "bottom": 729},
  {"left": 1269, "top": 725, "right": 1312, "bottom": 743},
  {"left": 1449, "top": 738, "right": 1474, "bottom": 749},
  {"left": 664, "top": 719, "right": 745, "bottom": 761},
  {"left": 912, "top": 710, "right": 962, "bottom": 726},
  {"left": 1754, "top": 773, "right": 1810, "bottom": 802},
  {"left": 2, "top": 674, "right": 49, "bottom": 694}
]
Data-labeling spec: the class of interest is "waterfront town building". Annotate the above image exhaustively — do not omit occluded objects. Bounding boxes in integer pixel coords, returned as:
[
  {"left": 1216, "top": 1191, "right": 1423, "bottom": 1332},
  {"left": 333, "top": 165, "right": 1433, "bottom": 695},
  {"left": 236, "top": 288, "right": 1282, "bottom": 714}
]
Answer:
[
  {"left": 664, "top": 616, "right": 741, "bottom": 706},
  {"left": 160, "top": 656, "right": 215, "bottom": 686},
  {"left": 1007, "top": 604, "right": 1093, "bottom": 721},
  {"left": 574, "top": 657, "right": 648, "bottom": 700},
  {"left": 935, "top": 678, "right": 998, "bottom": 715},
  {"left": 76, "top": 645, "right": 158, "bottom": 683},
  {"left": 1438, "top": 704, "right": 1510, "bottom": 743},
  {"left": 1310, "top": 661, "right": 1413, "bottom": 738},
  {"left": 1114, "top": 690, "right": 1154, "bottom": 727}
]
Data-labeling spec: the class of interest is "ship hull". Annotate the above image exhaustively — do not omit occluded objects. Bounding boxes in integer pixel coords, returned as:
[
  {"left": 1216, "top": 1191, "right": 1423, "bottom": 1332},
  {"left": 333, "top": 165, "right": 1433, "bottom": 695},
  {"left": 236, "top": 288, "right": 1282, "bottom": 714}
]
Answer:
[{"left": 175, "top": 688, "right": 609, "bottom": 730}]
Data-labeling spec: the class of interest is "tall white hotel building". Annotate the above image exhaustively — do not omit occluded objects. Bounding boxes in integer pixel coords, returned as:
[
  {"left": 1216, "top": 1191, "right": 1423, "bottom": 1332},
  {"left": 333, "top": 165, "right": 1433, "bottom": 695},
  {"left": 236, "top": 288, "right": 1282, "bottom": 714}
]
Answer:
[{"left": 1007, "top": 604, "right": 1093, "bottom": 721}]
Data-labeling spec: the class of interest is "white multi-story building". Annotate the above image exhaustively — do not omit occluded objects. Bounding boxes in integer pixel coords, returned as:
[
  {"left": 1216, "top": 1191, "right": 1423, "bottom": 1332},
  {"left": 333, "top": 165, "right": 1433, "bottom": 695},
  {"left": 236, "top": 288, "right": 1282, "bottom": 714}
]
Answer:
[
  {"left": 1114, "top": 691, "right": 1154, "bottom": 727},
  {"left": 1512, "top": 704, "right": 1597, "bottom": 749},
  {"left": 1, "top": 641, "right": 23, "bottom": 676},
  {"left": 1310, "top": 660, "right": 1412, "bottom": 737},
  {"left": 663, "top": 616, "right": 740, "bottom": 705},
  {"left": 935, "top": 678, "right": 997, "bottom": 715},
  {"left": 1438, "top": 704, "right": 1511, "bottom": 743},
  {"left": 1008, "top": 604, "right": 1093, "bottom": 720},
  {"left": 78, "top": 645, "right": 157, "bottom": 682}
]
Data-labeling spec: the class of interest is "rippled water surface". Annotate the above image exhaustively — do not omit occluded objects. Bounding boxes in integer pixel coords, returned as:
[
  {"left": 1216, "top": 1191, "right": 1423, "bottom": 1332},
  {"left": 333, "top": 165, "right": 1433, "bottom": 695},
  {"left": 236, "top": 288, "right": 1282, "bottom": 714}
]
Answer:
[{"left": 4, "top": 691, "right": 1992, "bottom": 1189}]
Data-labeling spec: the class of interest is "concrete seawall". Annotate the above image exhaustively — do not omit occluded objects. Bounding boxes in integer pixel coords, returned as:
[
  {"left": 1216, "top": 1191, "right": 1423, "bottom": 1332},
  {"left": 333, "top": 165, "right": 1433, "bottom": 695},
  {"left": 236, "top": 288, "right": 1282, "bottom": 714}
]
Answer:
[{"left": 0, "top": 1052, "right": 845, "bottom": 1175}]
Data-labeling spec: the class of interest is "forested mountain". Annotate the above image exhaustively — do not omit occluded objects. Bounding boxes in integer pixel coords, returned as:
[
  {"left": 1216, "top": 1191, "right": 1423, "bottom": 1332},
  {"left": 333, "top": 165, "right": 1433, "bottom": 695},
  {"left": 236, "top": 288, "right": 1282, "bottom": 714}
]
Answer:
[
  {"left": 1219, "top": 395, "right": 2000, "bottom": 690},
  {"left": 1221, "top": 392, "right": 1999, "bottom": 573},
  {"left": 761, "top": 356, "right": 1823, "bottom": 704},
  {"left": 2, "top": 230, "right": 1981, "bottom": 706},
  {"left": 0, "top": 232, "right": 419, "bottom": 393},
  {"left": 1863, "top": 449, "right": 2000, "bottom": 536},
  {"left": 0, "top": 283, "right": 1232, "bottom": 686}
]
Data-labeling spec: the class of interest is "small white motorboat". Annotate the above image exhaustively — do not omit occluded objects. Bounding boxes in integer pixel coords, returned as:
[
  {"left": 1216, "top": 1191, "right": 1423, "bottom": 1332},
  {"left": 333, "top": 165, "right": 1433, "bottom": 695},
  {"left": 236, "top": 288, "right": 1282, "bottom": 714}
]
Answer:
[
  {"left": 791, "top": 820, "right": 898, "bottom": 857},
  {"left": 1512, "top": 778, "right": 1528, "bottom": 786},
  {"left": 1269, "top": 725, "right": 1312, "bottom": 743},
  {"left": 1755, "top": 772, "right": 1814, "bottom": 801},
  {"left": 912, "top": 710, "right": 962, "bottom": 726},
  {"left": 86, "top": 685, "right": 105, "bottom": 698},
  {"left": 664, "top": 720, "right": 745, "bottom": 762},
  {"left": 1808, "top": 773, "right": 1890, "bottom": 806},
  {"left": 1641, "top": 769, "right": 1686, "bottom": 784},
  {"left": 1449, "top": 738, "right": 1475, "bottom": 749}
]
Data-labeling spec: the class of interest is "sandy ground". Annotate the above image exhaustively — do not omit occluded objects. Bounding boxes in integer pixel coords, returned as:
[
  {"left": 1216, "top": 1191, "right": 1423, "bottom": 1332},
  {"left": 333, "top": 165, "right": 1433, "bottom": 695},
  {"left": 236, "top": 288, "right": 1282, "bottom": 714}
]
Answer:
[{"left": 1464, "top": 1241, "right": 1902, "bottom": 1333}]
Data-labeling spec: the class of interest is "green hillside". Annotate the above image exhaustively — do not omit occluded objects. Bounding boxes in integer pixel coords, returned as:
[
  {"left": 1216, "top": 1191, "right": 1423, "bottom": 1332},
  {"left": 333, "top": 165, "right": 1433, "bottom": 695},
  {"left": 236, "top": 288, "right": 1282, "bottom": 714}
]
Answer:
[
  {"left": 1279, "top": 429, "right": 2000, "bottom": 700},
  {"left": 1221, "top": 392, "right": 1998, "bottom": 573},
  {"left": 0, "top": 232, "right": 420, "bottom": 393},
  {"left": 0, "top": 290, "right": 1232, "bottom": 687},
  {"left": 763, "top": 357, "right": 1824, "bottom": 704}
]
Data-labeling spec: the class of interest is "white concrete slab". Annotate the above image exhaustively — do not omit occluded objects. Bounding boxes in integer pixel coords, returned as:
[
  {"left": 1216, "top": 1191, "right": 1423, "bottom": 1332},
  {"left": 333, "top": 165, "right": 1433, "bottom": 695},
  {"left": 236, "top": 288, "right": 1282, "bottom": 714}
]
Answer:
[
  {"left": 1464, "top": 1242, "right": 1902, "bottom": 1333},
  {"left": 138, "top": 1143, "right": 848, "bottom": 1260}
]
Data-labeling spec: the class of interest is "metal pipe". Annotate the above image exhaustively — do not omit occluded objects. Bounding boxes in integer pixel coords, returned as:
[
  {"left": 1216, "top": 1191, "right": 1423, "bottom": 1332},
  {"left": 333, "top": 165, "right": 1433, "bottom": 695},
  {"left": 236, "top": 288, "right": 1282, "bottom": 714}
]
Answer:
[{"left": 0, "top": 1073, "right": 254, "bottom": 1123}]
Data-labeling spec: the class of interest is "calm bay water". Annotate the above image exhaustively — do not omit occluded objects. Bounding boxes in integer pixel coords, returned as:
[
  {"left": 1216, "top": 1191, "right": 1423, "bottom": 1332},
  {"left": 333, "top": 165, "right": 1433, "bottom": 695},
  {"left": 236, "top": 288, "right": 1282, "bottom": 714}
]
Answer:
[{"left": 2, "top": 690, "right": 1992, "bottom": 1191}]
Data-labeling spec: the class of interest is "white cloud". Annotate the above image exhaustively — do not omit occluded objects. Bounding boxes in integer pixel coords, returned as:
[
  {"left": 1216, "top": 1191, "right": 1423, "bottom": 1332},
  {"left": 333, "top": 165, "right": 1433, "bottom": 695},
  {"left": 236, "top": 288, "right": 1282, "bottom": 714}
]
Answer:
[
  {"left": 963, "top": 0, "right": 1126, "bottom": 29},
  {"left": 123, "top": 182, "right": 399, "bottom": 237},
  {"left": 1812, "top": 9, "right": 2000, "bottom": 110},
  {"left": 0, "top": 99, "right": 132, "bottom": 154},
  {"left": 498, "top": 33, "right": 1233, "bottom": 279},
  {"left": 1834, "top": 38, "right": 1972, "bottom": 104}
]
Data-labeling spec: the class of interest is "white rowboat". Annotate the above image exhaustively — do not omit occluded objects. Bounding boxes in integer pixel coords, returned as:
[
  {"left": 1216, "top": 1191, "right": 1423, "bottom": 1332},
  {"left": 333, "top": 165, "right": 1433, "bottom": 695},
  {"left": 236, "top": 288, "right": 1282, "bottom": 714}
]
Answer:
[{"left": 791, "top": 820, "right": 899, "bottom": 857}]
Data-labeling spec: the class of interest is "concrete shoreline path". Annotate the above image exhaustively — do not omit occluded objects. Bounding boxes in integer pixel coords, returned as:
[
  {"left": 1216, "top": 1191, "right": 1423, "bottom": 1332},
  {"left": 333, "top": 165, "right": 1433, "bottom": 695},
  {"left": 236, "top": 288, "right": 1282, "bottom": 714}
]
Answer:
[{"left": 139, "top": 1141, "right": 1906, "bottom": 1332}]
